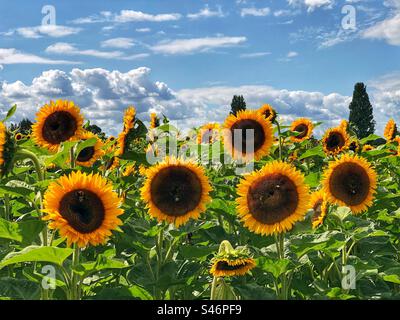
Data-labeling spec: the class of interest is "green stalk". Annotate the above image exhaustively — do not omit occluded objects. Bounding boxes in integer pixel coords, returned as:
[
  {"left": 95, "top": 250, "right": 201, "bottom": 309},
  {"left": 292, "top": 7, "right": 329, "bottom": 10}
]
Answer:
[
  {"left": 4, "top": 194, "right": 10, "bottom": 220},
  {"left": 70, "top": 244, "right": 81, "bottom": 300},
  {"left": 274, "top": 120, "right": 283, "bottom": 161},
  {"left": 210, "top": 276, "right": 218, "bottom": 300}
]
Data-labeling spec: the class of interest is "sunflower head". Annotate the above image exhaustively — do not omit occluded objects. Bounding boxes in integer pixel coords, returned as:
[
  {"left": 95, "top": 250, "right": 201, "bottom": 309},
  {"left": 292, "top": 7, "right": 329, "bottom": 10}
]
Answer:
[
  {"left": 122, "top": 106, "right": 136, "bottom": 132},
  {"left": 150, "top": 112, "right": 160, "bottom": 129},
  {"left": 362, "top": 144, "right": 374, "bottom": 152},
  {"left": 223, "top": 110, "right": 273, "bottom": 161},
  {"left": 322, "top": 127, "right": 350, "bottom": 156},
  {"left": 340, "top": 120, "right": 349, "bottom": 131},
  {"left": 290, "top": 118, "right": 313, "bottom": 143},
  {"left": 257, "top": 104, "right": 277, "bottom": 123},
  {"left": 15, "top": 133, "right": 24, "bottom": 141},
  {"left": 43, "top": 171, "right": 123, "bottom": 247},
  {"left": 123, "top": 163, "right": 136, "bottom": 177},
  {"left": 236, "top": 161, "right": 310, "bottom": 236},
  {"left": 197, "top": 123, "right": 220, "bottom": 144},
  {"left": 322, "top": 154, "right": 377, "bottom": 214},
  {"left": 384, "top": 119, "right": 397, "bottom": 142},
  {"left": 76, "top": 131, "right": 104, "bottom": 167},
  {"left": 0, "top": 122, "right": 18, "bottom": 176},
  {"left": 210, "top": 241, "right": 256, "bottom": 277},
  {"left": 348, "top": 139, "right": 360, "bottom": 153},
  {"left": 141, "top": 156, "right": 212, "bottom": 227},
  {"left": 32, "top": 100, "right": 84, "bottom": 152},
  {"left": 310, "top": 190, "right": 328, "bottom": 229}
]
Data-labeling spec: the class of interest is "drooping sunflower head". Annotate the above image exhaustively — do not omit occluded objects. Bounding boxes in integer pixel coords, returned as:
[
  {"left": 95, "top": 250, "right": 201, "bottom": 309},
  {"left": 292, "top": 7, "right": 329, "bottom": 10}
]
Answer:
[
  {"left": 210, "top": 240, "right": 256, "bottom": 277},
  {"left": 150, "top": 112, "right": 160, "bottom": 129},
  {"left": 223, "top": 110, "right": 273, "bottom": 161},
  {"left": 76, "top": 131, "right": 104, "bottom": 167},
  {"left": 322, "top": 127, "right": 350, "bottom": 156},
  {"left": 141, "top": 157, "right": 212, "bottom": 227},
  {"left": 43, "top": 171, "right": 123, "bottom": 247},
  {"left": 362, "top": 144, "right": 374, "bottom": 152},
  {"left": 122, "top": 106, "right": 136, "bottom": 132},
  {"left": 322, "top": 154, "right": 377, "bottom": 214},
  {"left": 236, "top": 161, "right": 310, "bottom": 236},
  {"left": 257, "top": 104, "right": 277, "bottom": 123},
  {"left": 348, "top": 139, "right": 360, "bottom": 153},
  {"left": 197, "top": 123, "right": 220, "bottom": 144},
  {"left": 309, "top": 190, "right": 328, "bottom": 229},
  {"left": 290, "top": 118, "right": 313, "bottom": 143},
  {"left": 32, "top": 100, "right": 84, "bottom": 152}
]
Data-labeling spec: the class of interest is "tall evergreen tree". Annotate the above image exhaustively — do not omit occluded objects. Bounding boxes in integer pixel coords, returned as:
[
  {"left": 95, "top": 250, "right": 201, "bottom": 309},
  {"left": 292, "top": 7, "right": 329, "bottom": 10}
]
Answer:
[
  {"left": 230, "top": 95, "right": 246, "bottom": 116},
  {"left": 349, "top": 82, "right": 375, "bottom": 139}
]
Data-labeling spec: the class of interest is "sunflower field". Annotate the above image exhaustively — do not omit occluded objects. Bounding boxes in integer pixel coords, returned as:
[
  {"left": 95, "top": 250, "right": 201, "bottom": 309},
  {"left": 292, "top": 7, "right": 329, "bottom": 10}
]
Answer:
[{"left": 1, "top": 100, "right": 400, "bottom": 301}]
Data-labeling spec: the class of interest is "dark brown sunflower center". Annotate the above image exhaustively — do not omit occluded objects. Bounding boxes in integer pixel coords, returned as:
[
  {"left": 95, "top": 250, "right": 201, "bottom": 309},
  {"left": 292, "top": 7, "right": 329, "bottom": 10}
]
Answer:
[
  {"left": 230, "top": 119, "right": 265, "bottom": 154},
  {"left": 59, "top": 189, "right": 105, "bottom": 233},
  {"left": 42, "top": 111, "right": 77, "bottom": 144},
  {"left": 312, "top": 199, "right": 323, "bottom": 222},
  {"left": 216, "top": 261, "right": 248, "bottom": 271},
  {"left": 349, "top": 141, "right": 358, "bottom": 152},
  {"left": 294, "top": 124, "right": 308, "bottom": 139},
  {"left": 77, "top": 146, "right": 95, "bottom": 162},
  {"left": 247, "top": 173, "right": 299, "bottom": 224},
  {"left": 326, "top": 132, "right": 345, "bottom": 150},
  {"left": 150, "top": 166, "right": 203, "bottom": 217},
  {"left": 329, "top": 163, "right": 370, "bottom": 206}
]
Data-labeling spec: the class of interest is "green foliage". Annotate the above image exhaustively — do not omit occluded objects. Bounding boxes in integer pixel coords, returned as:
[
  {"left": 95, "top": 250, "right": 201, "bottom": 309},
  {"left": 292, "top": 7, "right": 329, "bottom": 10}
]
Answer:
[
  {"left": 230, "top": 95, "right": 246, "bottom": 116},
  {"left": 349, "top": 82, "right": 375, "bottom": 139}
]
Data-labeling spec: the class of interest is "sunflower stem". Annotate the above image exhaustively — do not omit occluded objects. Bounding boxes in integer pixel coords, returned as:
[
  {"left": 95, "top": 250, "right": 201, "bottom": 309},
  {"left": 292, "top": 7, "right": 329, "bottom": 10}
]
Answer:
[
  {"left": 210, "top": 276, "right": 218, "bottom": 300},
  {"left": 4, "top": 194, "right": 10, "bottom": 220},
  {"left": 274, "top": 120, "right": 283, "bottom": 161},
  {"left": 70, "top": 147, "right": 76, "bottom": 169},
  {"left": 70, "top": 244, "right": 81, "bottom": 300},
  {"left": 15, "top": 148, "right": 48, "bottom": 246}
]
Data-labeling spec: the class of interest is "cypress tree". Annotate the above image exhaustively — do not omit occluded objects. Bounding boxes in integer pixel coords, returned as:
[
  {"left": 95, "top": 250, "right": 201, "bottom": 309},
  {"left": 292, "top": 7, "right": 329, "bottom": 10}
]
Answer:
[
  {"left": 349, "top": 82, "right": 375, "bottom": 139},
  {"left": 230, "top": 95, "right": 246, "bottom": 116}
]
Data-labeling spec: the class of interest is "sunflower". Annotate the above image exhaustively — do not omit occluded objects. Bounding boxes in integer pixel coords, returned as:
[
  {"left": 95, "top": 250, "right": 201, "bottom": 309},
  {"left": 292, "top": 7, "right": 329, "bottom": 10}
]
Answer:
[
  {"left": 15, "top": 133, "right": 23, "bottom": 141},
  {"left": 42, "top": 171, "right": 123, "bottom": 247},
  {"left": 141, "top": 157, "right": 212, "bottom": 227},
  {"left": 310, "top": 190, "right": 328, "bottom": 229},
  {"left": 210, "top": 241, "right": 256, "bottom": 277},
  {"left": 0, "top": 122, "right": 7, "bottom": 171},
  {"left": 0, "top": 122, "right": 16, "bottom": 176},
  {"left": 236, "top": 161, "right": 310, "bottom": 235},
  {"left": 362, "top": 144, "right": 374, "bottom": 152},
  {"left": 150, "top": 112, "right": 160, "bottom": 129},
  {"left": 384, "top": 119, "right": 397, "bottom": 142},
  {"left": 76, "top": 131, "right": 104, "bottom": 167},
  {"left": 340, "top": 120, "right": 349, "bottom": 131},
  {"left": 322, "top": 154, "right": 376, "bottom": 214},
  {"left": 322, "top": 127, "right": 350, "bottom": 156},
  {"left": 223, "top": 110, "right": 273, "bottom": 161},
  {"left": 210, "top": 257, "right": 256, "bottom": 277},
  {"left": 348, "top": 139, "right": 360, "bottom": 153},
  {"left": 257, "top": 104, "right": 277, "bottom": 123},
  {"left": 32, "top": 100, "right": 84, "bottom": 152},
  {"left": 105, "top": 156, "right": 120, "bottom": 171},
  {"left": 290, "top": 118, "right": 313, "bottom": 143},
  {"left": 123, "top": 163, "right": 136, "bottom": 177},
  {"left": 122, "top": 106, "right": 136, "bottom": 132},
  {"left": 105, "top": 136, "right": 117, "bottom": 154},
  {"left": 197, "top": 123, "right": 220, "bottom": 144}
]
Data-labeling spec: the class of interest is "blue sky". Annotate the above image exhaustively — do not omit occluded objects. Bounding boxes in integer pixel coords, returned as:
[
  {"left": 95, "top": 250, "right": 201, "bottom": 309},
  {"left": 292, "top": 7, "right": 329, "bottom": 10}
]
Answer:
[{"left": 0, "top": 0, "right": 399, "bottom": 134}]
